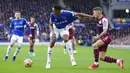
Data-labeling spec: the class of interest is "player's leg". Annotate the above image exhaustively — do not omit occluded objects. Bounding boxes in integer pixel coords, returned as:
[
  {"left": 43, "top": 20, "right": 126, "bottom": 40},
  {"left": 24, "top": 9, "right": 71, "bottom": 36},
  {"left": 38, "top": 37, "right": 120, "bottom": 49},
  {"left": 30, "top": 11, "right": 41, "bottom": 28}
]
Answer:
[
  {"left": 69, "top": 28, "right": 77, "bottom": 54},
  {"left": 99, "top": 48, "right": 124, "bottom": 69},
  {"left": 12, "top": 36, "right": 23, "bottom": 61},
  {"left": 28, "top": 39, "right": 34, "bottom": 56},
  {"left": 46, "top": 30, "right": 58, "bottom": 68},
  {"left": 63, "top": 42, "right": 67, "bottom": 54},
  {"left": 88, "top": 39, "right": 105, "bottom": 69},
  {"left": 31, "top": 40, "right": 35, "bottom": 56},
  {"left": 60, "top": 30, "right": 76, "bottom": 66},
  {"left": 71, "top": 38, "right": 77, "bottom": 54},
  {"left": 4, "top": 35, "right": 16, "bottom": 61}
]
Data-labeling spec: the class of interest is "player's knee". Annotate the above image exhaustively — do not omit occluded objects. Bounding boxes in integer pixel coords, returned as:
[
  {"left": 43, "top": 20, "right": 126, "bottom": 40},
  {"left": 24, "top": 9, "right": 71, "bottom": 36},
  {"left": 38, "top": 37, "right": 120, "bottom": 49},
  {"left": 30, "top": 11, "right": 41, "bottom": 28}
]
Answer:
[
  {"left": 29, "top": 41, "right": 33, "bottom": 46},
  {"left": 17, "top": 43, "right": 22, "bottom": 48},
  {"left": 10, "top": 41, "right": 15, "bottom": 47},
  {"left": 10, "top": 44, "right": 14, "bottom": 47},
  {"left": 92, "top": 44, "right": 98, "bottom": 49},
  {"left": 99, "top": 56, "right": 105, "bottom": 61},
  {"left": 51, "top": 35, "right": 56, "bottom": 41},
  {"left": 63, "top": 34, "right": 69, "bottom": 42},
  {"left": 50, "top": 39, "right": 56, "bottom": 48}
]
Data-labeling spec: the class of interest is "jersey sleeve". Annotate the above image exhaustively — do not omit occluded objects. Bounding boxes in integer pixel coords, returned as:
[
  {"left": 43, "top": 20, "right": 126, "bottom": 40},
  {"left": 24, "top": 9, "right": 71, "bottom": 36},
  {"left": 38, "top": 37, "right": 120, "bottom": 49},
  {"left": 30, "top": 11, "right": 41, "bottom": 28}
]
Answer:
[
  {"left": 8, "top": 20, "right": 14, "bottom": 35},
  {"left": 66, "top": 10, "right": 78, "bottom": 21},
  {"left": 102, "top": 18, "right": 108, "bottom": 31},
  {"left": 66, "top": 10, "right": 76, "bottom": 17},
  {"left": 24, "top": 19, "right": 32, "bottom": 35},
  {"left": 50, "top": 13, "right": 54, "bottom": 23},
  {"left": 35, "top": 23, "right": 39, "bottom": 35}
]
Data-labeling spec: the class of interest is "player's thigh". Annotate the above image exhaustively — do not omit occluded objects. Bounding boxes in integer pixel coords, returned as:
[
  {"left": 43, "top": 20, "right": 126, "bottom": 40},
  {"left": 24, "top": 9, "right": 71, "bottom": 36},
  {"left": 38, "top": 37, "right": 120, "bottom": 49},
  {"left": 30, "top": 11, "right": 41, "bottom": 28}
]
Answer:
[
  {"left": 50, "top": 30, "right": 59, "bottom": 40},
  {"left": 10, "top": 35, "right": 17, "bottom": 45},
  {"left": 92, "top": 39, "right": 105, "bottom": 48},
  {"left": 17, "top": 36, "right": 23, "bottom": 47},
  {"left": 60, "top": 29, "right": 69, "bottom": 40},
  {"left": 28, "top": 39, "right": 33, "bottom": 45},
  {"left": 101, "top": 36, "right": 112, "bottom": 45},
  {"left": 99, "top": 51, "right": 106, "bottom": 60}
]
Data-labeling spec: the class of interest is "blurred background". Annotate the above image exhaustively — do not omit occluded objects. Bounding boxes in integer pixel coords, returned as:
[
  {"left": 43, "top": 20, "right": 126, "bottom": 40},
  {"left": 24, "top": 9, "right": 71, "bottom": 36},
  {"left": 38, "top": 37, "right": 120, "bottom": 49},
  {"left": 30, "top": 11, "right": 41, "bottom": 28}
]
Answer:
[{"left": 0, "top": 0, "right": 130, "bottom": 46}]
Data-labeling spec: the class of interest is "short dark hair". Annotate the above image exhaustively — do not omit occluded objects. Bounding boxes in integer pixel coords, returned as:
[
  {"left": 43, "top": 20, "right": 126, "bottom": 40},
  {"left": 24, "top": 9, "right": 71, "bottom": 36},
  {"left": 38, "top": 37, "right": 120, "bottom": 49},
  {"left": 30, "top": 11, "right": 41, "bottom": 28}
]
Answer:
[
  {"left": 52, "top": 5, "right": 62, "bottom": 10},
  {"left": 93, "top": 7, "right": 102, "bottom": 11},
  {"left": 30, "top": 16, "right": 35, "bottom": 18},
  {"left": 15, "top": 11, "right": 20, "bottom": 13}
]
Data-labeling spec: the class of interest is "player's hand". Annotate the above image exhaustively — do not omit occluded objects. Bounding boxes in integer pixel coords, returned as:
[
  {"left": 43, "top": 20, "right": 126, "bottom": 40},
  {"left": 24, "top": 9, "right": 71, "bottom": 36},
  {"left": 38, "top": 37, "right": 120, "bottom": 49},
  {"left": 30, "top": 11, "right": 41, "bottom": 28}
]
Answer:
[
  {"left": 29, "top": 34, "right": 32, "bottom": 37},
  {"left": 37, "top": 34, "right": 40, "bottom": 37},
  {"left": 7, "top": 35, "right": 11, "bottom": 40},
  {"left": 52, "top": 31, "right": 56, "bottom": 36},
  {"left": 93, "top": 36, "right": 100, "bottom": 42}
]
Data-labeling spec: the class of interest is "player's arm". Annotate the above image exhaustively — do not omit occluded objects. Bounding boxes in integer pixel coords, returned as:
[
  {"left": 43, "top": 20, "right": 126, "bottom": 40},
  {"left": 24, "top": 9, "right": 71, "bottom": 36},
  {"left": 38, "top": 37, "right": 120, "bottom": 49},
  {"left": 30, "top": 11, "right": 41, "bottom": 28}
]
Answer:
[
  {"left": 97, "top": 18, "right": 108, "bottom": 39},
  {"left": 75, "top": 13, "right": 94, "bottom": 19},
  {"left": 25, "top": 20, "right": 32, "bottom": 37},
  {"left": 8, "top": 21, "right": 14, "bottom": 40},
  {"left": 49, "top": 13, "right": 55, "bottom": 34},
  {"left": 72, "top": 27, "right": 76, "bottom": 32},
  {"left": 35, "top": 23, "right": 39, "bottom": 36},
  {"left": 50, "top": 22, "right": 55, "bottom": 34}
]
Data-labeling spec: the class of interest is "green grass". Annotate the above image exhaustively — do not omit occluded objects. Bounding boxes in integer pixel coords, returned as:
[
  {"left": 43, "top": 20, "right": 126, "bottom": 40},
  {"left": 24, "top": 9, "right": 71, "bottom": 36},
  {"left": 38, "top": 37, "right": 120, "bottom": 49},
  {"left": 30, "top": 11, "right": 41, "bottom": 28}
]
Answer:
[{"left": 0, "top": 45, "right": 129, "bottom": 73}]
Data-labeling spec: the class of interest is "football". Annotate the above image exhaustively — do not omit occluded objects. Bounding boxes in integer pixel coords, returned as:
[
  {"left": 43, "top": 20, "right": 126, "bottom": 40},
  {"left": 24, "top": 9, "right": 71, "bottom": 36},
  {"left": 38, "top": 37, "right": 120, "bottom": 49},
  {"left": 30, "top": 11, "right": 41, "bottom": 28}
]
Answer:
[{"left": 24, "top": 59, "right": 32, "bottom": 67}]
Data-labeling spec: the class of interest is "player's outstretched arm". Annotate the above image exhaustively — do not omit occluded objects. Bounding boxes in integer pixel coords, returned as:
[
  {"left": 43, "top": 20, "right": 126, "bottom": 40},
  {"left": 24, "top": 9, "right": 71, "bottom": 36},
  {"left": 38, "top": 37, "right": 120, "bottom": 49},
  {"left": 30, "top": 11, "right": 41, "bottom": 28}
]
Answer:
[
  {"left": 8, "top": 21, "right": 14, "bottom": 40},
  {"left": 25, "top": 20, "right": 32, "bottom": 37},
  {"left": 75, "top": 13, "right": 94, "bottom": 19}
]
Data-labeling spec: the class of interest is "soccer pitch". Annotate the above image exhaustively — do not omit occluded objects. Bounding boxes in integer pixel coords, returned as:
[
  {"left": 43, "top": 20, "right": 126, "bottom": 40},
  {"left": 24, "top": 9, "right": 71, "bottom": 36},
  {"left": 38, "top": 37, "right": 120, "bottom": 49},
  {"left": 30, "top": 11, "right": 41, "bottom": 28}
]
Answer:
[{"left": 0, "top": 45, "right": 129, "bottom": 73}]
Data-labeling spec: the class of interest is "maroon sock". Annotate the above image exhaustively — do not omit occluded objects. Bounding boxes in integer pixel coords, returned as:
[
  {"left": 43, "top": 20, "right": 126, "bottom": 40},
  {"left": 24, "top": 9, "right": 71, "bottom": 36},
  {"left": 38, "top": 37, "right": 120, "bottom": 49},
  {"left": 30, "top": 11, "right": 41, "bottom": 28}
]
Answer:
[
  {"left": 94, "top": 49, "right": 99, "bottom": 62},
  {"left": 104, "top": 56, "right": 117, "bottom": 63},
  {"left": 72, "top": 42, "right": 75, "bottom": 50},
  {"left": 30, "top": 45, "right": 34, "bottom": 52}
]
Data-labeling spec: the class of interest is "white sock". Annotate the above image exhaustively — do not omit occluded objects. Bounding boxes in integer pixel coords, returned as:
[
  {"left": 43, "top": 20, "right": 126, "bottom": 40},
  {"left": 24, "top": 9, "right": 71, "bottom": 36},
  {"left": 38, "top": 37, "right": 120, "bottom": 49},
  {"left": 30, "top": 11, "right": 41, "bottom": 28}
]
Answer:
[
  {"left": 65, "top": 41, "right": 74, "bottom": 60},
  {"left": 94, "top": 62, "right": 99, "bottom": 65},
  {"left": 116, "top": 59, "right": 120, "bottom": 64},
  {"left": 47, "top": 47, "right": 53, "bottom": 62},
  {"left": 6, "top": 45, "right": 12, "bottom": 56},
  {"left": 13, "top": 47, "right": 20, "bottom": 56}
]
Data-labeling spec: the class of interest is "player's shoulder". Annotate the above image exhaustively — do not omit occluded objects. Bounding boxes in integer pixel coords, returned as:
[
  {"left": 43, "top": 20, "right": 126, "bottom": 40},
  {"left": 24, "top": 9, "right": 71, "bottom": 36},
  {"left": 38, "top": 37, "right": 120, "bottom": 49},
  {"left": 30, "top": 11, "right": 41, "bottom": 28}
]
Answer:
[
  {"left": 102, "top": 17, "right": 108, "bottom": 22},
  {"left": 62, "top": 10, "right": 76, "bottom": 17},
  {"left": 34, "top": 23, "right": 38, "bottom": 26},
  {"left": 11, "top": 19, "right": 16, "bottom": 22},
  {"left": 62, "top": 10, "right": 73, "bottom": 14},
  {"left": 101, "top": 16, "right": 108, "bottom": 21},
  {"left": 50, "top": 12, "right": 54, "bottom": 16},
  {"left": 62, "top": 10, "right": 72, "bottom": 12},
  {"left": 20, "top": 18, "right": 27, "bottom": 21},
  {"left": 28, "top": 22, "right": 30, "bottom": 23}
]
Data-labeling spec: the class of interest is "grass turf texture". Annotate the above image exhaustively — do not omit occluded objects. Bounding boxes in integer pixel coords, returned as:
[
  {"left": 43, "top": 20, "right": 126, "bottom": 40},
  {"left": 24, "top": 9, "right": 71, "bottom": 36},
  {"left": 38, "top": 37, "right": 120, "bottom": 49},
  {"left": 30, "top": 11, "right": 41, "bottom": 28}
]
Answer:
[{"left": 0, "top": 45, "right": 129, "bottom": 73}]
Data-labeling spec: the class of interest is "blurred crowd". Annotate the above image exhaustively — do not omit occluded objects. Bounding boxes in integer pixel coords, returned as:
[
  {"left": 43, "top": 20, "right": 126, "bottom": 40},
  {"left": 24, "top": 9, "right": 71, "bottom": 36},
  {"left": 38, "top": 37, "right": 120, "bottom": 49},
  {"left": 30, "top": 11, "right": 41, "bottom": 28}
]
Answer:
[
  {"left": 0, "top": 0, "right": 130, "bottom": 45},
  {"left": 110, "top": 27, "right": 130, "bottom": 45}
]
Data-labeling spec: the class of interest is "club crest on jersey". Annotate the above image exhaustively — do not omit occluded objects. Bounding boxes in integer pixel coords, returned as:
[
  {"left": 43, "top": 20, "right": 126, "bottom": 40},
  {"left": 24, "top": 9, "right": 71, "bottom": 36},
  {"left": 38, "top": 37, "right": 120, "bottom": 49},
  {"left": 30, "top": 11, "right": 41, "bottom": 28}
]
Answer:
[
  {"left": 55, "top": 19, "right": 57, "bottom": 21},
  {"left": 56, "top": 20, "right": 67, "bottom": 25},
  {"left": 20, "top": 21, "right": 23, "bottom": 24},
  {"left": 97, "top": 20, "right": 102, "bottom": 27}
]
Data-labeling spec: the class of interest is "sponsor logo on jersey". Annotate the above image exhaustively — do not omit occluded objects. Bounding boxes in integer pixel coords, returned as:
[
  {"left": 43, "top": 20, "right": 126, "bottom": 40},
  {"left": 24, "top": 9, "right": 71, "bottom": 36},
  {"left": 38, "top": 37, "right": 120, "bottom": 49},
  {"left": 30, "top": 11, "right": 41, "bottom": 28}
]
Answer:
[
  {"left": 55, "top": 20, "right": 67, "bottom": 25},
  {"left": 15, "top": 25, "right": 23, "bottom": 28}
]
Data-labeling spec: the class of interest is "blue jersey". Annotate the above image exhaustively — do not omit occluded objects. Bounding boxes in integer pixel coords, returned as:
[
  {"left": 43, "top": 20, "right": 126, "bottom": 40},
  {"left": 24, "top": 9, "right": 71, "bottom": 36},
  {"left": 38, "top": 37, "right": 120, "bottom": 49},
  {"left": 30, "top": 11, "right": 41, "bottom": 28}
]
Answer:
[
  {"left": 8, "top": 18, "right": 31, "bottom": 36},
  {"left": 50, "top": 10, "right": 78, "bottom": 29}
]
